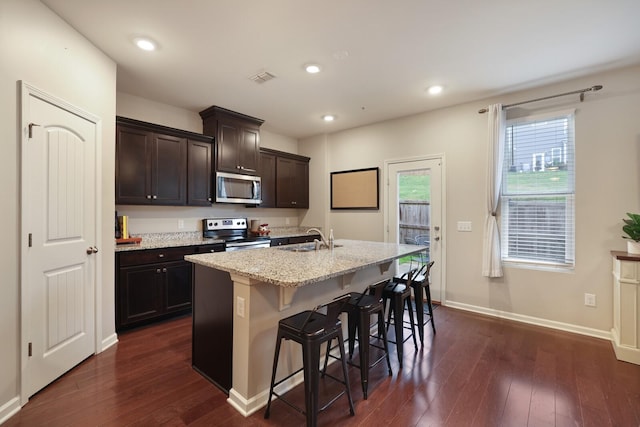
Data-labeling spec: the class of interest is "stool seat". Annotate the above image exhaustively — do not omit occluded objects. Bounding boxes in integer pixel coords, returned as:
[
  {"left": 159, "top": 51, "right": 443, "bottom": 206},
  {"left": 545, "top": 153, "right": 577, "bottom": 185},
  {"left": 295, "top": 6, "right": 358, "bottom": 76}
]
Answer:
[{"left": 264, "top": 294, "right": 355, "bottom": 427}]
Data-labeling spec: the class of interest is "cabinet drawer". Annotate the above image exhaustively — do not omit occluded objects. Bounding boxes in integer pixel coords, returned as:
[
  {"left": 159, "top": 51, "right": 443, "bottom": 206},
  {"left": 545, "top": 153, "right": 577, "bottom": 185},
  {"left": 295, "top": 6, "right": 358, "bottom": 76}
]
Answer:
[
  {"left": 119, "top": 246, "right": 192, "bottom": 267},
  {"left": 288, "top": 234, "right": 319, "bottom": 244},
  {"left": 270, "top": 237, "right": 289, "bottom": 247},
  {"left": 194, "top": 244, "right": 225, "bottom": 253}
]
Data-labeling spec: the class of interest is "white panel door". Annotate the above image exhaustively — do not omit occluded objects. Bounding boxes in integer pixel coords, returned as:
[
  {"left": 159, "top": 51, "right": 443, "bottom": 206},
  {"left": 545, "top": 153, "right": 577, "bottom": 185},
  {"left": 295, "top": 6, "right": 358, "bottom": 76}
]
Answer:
[
  {"left": 21, "top": 83, "right": 98, "bottom": 400},
  {"left": 387, "top": 157, "right": 444, "bottom": 302}
]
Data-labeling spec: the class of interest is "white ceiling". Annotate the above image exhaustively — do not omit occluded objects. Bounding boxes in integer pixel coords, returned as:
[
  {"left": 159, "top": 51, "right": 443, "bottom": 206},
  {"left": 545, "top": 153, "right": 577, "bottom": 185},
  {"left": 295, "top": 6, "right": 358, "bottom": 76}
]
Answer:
[{"left": 41, "top": 0, "right": 640, "bottom": 139}]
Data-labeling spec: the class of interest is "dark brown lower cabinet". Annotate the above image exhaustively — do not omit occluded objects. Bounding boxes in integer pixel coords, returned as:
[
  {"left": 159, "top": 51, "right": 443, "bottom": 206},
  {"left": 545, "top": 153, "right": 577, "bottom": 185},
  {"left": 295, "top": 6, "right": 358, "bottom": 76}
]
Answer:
[
  {"left": 192, "top": 264, "right": 234, "bottom": 393},
  {"left": 116, "top": 244, "right": 224, "bottom": 331}
]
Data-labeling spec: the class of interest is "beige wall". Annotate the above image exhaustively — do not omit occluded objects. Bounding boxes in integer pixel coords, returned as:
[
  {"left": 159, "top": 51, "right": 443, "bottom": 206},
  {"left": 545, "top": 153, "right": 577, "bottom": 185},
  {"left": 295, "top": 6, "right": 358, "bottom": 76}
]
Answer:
[
  {"left": 0, "top": 0, "right": 116, "bottom": 418},
  {"left": 301, "top": 65, "right": 640, "bottom": 335}
]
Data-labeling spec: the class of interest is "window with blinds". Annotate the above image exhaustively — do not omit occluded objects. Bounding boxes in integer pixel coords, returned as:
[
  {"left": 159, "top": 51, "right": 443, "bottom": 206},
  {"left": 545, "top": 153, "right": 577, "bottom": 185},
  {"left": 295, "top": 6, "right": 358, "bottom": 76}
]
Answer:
[{"left": 501, "top": 110, "right": 575, "bottom": 267}]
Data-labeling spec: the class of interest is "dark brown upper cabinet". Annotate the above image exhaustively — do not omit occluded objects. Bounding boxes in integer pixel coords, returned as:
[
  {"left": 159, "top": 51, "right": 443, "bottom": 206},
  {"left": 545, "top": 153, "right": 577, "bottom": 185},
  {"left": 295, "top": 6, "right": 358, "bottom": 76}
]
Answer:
[
  {"left": 259, "top": 148, "right": 310, "bottom": 209},
  {"left": 259, "top": 150, "right": 277, "bottom": 208},
  {"left": 115, "top": 116, "right": 213, "bottom": 206},
  {"left": 187, "top": 139, "right": 213, "bottom": 206},
  {"left": 199, "top": 106, "right": 264, "bottom": 175}
]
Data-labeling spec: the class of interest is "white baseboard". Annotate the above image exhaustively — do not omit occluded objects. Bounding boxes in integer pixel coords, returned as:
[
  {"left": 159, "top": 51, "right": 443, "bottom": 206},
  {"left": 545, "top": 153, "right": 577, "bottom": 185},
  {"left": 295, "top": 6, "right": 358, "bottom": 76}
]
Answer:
[
  {"left": 227, "top": 370, "right": 305, "bottom": 417},
  {"left": 611, "top": 328, "right": 640, "bottom": 364},
  {"left": 0, "top": 396, "right": 21, "bottom": 425},
  {"left": 444, "top": 300, "right": 611, "bottom": 340},
  {"left": 100, "top": 332, "right": 118, "bottom": 353},
  {"left": 227, "top": 343, "right": 346, "bottom": 417}
]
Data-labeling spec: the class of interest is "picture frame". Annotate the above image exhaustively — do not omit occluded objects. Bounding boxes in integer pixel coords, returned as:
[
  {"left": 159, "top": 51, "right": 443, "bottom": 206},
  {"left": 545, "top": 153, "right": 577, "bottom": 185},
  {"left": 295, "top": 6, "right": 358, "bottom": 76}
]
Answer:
[{"left": 330, "top": 167, "right": 379, "bottom": 210}]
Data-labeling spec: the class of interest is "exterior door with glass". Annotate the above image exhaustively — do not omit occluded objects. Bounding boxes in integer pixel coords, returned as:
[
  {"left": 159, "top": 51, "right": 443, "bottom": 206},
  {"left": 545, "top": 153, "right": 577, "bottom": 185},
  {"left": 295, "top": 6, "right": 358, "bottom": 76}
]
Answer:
[{"left": 387, "top": 157, "right": 443, "bottom": 302}]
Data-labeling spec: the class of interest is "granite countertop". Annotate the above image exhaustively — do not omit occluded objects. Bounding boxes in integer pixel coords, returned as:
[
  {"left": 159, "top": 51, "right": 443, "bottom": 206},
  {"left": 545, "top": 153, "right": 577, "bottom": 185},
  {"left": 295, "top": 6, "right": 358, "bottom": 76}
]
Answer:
[
  {"left": 115, "top": 232, "right": 224, "bottom": 252},
  {"left": 185, "top": 239, "right": 426, "bottom": 288},
  {"left": 114, "top": 227, "right": 319, "bottom": 252}
]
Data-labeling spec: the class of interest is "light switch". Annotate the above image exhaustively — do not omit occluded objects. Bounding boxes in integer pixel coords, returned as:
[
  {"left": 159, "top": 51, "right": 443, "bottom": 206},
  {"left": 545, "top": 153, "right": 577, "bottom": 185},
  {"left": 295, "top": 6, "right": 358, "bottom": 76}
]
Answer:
[{"left": 457, "top": 221, "right": 472, "bottom": 232}]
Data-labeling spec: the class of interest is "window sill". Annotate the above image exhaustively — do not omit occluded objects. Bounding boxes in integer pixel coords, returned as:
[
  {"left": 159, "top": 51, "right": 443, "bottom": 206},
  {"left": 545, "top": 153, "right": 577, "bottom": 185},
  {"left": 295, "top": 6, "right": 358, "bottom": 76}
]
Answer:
[{"left": 502, "top": 259, "right": 575, "bottom": 273}]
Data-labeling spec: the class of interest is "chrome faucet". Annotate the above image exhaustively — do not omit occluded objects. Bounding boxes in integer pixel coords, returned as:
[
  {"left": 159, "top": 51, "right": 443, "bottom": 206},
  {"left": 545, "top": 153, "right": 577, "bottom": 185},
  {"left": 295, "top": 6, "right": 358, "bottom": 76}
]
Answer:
[{"left": 306, "top": 228, "right": 328, "bottom": 250}]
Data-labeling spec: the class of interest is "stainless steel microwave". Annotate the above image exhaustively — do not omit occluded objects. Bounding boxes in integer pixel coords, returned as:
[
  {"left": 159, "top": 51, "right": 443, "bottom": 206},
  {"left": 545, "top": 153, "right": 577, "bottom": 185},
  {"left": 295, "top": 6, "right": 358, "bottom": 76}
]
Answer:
[{"left": 215, "top": 171, "right": 261, "bottom": 204}]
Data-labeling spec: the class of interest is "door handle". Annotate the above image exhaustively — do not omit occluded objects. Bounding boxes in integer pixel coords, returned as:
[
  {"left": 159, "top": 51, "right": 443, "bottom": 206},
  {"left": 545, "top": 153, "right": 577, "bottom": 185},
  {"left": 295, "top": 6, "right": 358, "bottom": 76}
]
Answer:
[{"left": 86, "top": 246, "right": 99, "bottom": 254}]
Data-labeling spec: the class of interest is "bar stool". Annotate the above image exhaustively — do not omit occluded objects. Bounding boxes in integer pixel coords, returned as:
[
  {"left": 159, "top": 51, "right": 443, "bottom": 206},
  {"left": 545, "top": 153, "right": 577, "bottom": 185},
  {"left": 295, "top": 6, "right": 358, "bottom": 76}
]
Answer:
[
  {"left": 264, "top": 294, "right": 355, "bottom": 427},
  {"left": 408, "top": 261, "right": 436, "bottom": 345},
  {"left": 382, "top": 269, "right": 418, "bottom": 367},
  {"left": 322, "top": 279, "right": 392, "bottom": 399}
]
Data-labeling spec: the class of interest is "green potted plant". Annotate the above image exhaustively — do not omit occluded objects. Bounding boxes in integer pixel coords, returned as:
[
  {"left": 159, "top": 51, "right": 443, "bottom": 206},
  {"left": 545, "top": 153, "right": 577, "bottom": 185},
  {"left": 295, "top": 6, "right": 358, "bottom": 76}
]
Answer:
[{"left": 622, "top": 212, "right": 640, "bottom": 254}]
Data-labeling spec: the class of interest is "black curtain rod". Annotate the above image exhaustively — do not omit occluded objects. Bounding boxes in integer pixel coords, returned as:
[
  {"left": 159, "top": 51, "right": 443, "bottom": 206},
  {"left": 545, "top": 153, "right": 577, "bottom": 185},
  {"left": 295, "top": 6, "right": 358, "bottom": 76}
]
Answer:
[{"left": 478, "top": 85, "right": 603, "bottom": 114}]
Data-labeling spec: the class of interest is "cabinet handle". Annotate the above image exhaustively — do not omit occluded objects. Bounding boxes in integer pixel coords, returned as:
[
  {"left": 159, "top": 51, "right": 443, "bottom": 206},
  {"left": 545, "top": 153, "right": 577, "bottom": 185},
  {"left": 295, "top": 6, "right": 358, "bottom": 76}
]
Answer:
[
  {"left": 292, "top": 201, "right": 297, "bottom": 205},
  {"left": 152, "top": 195, "right": 157, "bottom": 199},
  {"left": 236, "top": 165, "right": 241, "bottom": 170},
  {"left": 162, "top": 268, "right": 167, "bottom": 273},
  {"left": 158, "top": 254, "right": 165, "bottom": 258},
  {"left": 156, "top": 269, "right": 161, "bottom": 273},
  {"left": 208, "top": 197, "right": 212, "bottom": 201},
  {"left": 147, "top": 195, "right": 152, "bottom": 199}
]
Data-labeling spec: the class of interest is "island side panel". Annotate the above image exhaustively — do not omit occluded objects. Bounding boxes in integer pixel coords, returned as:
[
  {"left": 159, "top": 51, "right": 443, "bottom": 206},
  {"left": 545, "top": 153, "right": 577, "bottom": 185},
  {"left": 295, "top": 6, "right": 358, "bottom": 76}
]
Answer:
[
  {"left": 228, "top": 264, "right": 393, "bottom": 416},
  {"left": 192, "top": 264, "right": 234, "bottom": 393}
]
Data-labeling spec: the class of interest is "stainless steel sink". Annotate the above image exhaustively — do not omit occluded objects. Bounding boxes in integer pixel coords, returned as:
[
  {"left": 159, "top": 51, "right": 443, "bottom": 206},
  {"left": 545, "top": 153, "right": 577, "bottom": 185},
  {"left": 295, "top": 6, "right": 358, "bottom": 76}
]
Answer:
[
  {"left": 278, "top": 243, "right": 342, "bottom": 252},
  {"left": 278, "top": 244, "right": 317, "bottom": 252}
]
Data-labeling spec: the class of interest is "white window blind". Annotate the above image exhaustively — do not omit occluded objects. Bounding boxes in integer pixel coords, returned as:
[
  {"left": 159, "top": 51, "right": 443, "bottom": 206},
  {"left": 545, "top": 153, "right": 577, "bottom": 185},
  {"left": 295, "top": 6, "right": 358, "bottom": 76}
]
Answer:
[{"left": 501, "top": 110, "right": 575, "bottom": 267}]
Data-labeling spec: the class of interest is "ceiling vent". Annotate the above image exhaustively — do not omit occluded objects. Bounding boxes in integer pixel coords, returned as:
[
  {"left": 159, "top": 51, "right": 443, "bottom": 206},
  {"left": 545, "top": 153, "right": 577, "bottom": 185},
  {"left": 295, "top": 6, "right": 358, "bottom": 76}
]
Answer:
[{"left": 249, "top": 71, "right": 276, "bottom": 84}]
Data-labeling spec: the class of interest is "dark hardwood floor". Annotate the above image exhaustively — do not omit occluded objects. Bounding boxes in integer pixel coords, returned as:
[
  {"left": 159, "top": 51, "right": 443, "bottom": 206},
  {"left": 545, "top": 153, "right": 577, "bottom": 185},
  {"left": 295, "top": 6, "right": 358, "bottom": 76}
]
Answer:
[{"left": 5, "top": 306, "right": 640, "bottom": 426}]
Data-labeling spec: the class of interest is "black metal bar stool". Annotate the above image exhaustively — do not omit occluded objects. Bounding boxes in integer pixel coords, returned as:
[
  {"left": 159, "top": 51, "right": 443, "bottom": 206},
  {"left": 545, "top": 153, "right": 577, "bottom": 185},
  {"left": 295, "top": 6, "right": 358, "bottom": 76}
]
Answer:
[
  {"left": 322, "top": 279, "right": 392, "bottom": 399},
  {"left": 382, "top": 269, "right": 418, "bottom": 367},
  {"left": 264, "top": 294, "right": 355, "bottom": 427},
  {"left": 408, "top": 261, "right": 436, "bottom": 345}
]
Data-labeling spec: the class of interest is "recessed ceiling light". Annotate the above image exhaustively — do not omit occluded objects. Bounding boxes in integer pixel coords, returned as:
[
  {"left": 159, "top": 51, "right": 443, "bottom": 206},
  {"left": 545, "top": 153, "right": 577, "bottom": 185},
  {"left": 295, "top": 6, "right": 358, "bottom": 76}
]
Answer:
[
  {"left": 322, "top": 115, "right": 335, "bottom": 122},
  {"left": 305, "top": 64, "right": 321, "bottom": 74},
  {"left": 134, "top": 37, "right": 156, "bottom": 51},
  {"left": 427, "top": 85, "right": 443, "bottom": 95}
]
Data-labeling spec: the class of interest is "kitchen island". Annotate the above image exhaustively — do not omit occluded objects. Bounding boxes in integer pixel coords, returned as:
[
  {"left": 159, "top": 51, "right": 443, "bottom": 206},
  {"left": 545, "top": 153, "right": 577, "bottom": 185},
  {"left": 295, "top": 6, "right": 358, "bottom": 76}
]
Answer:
[{"left": 185, "top": 239, "right": 425, "bottom": 416}]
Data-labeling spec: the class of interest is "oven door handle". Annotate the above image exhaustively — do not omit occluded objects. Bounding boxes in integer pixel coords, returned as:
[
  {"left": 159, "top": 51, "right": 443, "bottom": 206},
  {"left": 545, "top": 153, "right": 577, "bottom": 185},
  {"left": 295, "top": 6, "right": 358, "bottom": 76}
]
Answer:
[{"left": 225, "top": 241, "right": 270, "bottom": 250}]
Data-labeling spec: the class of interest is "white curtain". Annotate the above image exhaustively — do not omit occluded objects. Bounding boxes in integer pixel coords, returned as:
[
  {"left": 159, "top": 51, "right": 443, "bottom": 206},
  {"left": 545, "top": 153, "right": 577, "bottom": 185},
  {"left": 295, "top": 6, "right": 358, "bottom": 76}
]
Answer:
[{"left": 482, "top": 104, "right": 505, "bottom": 277}]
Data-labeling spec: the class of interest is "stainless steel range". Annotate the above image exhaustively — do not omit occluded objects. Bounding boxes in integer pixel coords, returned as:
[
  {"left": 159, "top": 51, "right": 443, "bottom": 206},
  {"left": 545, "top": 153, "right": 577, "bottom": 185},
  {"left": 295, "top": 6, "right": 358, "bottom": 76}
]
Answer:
[{"left": 202, "top": 217, "right": 271, "bottom": 251}]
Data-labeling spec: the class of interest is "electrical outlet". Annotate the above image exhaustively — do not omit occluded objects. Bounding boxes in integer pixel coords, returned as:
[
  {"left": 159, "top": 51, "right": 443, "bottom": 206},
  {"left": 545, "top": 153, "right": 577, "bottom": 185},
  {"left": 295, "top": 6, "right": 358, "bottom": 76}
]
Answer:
[
  {"left": 177, "top": 219, "right": 185, "bottom": 229},
  {"left": 457, "top": 221, "right": 472, "bottom": 232},
  {"left": 237, "top": 296, "right": 245, "bottom": 317},
  {"left": 584, "top": 293, "right": 596, "bottom": 307}
]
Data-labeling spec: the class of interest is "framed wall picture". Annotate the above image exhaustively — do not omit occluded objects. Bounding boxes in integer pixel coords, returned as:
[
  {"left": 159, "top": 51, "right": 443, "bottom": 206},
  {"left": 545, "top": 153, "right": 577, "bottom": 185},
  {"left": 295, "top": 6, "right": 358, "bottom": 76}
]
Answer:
[{"left": 330, "top": 167, "right": 379, "bottom": 210}]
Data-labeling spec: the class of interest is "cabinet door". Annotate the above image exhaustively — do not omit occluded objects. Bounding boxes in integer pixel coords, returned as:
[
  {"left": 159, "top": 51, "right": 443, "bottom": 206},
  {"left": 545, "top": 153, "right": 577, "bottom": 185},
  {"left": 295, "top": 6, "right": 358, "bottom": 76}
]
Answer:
[
  {"left": 292, "top": 159, "right": 309, "bottom": 208},
  {"left": 187, "top": 139, "right": 213, "bottom": 206},
  {"left": 276, "top": 157, "right": 309, "bottom": 208},
  {"left": 165, "top": 261, "right": 193, "bottom": 312},
  {"left": 259, "top": 151, "right": 276, "bottom": 207},
  {"left": 217, "top": 119, "right": 240, "bottom": 173},
  {"left": 116, "top": 125, "right": 153, "bottom": 204},
  {"left": 239, "top": 125, "right": 260, "bottom": 174},
  {"left": 153, "top": 134, "right": 187, "bottom": 205},
  {"left": 276, "top": 157, "right": 294, "bottom": 208},
  {"left": 118, "top": 265, "right": 164, "bottom": 327}
]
